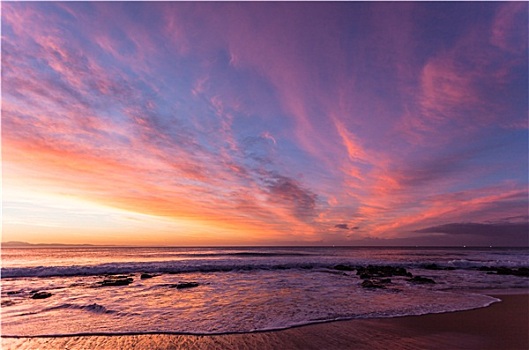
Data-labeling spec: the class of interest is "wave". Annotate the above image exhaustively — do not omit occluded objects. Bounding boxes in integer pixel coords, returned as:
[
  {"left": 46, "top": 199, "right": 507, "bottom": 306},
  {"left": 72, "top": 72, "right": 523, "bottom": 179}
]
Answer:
[
  {"left": 188, "top": 251, "right": 314, "bottom": 257},
  {"left": 44, "top": 303, "right": 115, "bottom": 314},
  {"left": 3, "top": 258, "right": 528, "bottom": 279},
  {"left": 2, "top": 295, "right": 500, "bottom": 338},
  {"left": 446, "top": 259, "right": 528, "bottom": 269},
  {"left": 1, "top": 261, "right": 330, "bottom": 278},
  {"left": 131, "top": 251, "right": 316, "bottom": 260}
]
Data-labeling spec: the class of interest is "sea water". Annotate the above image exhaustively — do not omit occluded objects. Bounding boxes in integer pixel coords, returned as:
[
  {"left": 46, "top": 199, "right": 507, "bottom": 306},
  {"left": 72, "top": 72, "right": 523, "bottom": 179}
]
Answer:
[{"left": 1, "top": 246, "right": 528, "bottom": 336}]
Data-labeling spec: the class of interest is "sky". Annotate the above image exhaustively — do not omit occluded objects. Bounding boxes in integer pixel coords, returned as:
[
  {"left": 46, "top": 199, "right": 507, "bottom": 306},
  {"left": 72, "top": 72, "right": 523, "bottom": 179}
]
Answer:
[{"left": 2, "top": 2, "right": 528, "bottom": 246}]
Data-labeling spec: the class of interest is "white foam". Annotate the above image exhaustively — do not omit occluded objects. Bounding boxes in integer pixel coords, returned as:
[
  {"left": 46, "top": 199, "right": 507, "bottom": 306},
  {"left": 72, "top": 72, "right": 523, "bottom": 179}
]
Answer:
[{"left": 1, "top": 269, "right": 504, "bottom": 337}]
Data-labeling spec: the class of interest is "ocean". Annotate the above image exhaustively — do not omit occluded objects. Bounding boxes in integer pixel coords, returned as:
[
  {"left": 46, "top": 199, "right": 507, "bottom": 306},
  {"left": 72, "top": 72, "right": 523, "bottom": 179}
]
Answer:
[{"left": 1, "top": 246, "right": 528, "bottom": 337}]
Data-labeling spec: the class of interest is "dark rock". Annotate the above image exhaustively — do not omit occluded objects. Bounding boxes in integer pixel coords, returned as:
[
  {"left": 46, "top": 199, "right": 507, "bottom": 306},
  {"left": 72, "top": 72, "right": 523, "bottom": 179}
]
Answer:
[
  {"left": 170, "top": 282, "right": 200, "bottom": 289},
  {"left": 356, "top": 265, "right": 412, "bottom": 278},
  {"left": 514, "top": 267, "right": 529, "bottom": 277},
  {"left": 361, "top": 280, "right": 386, "bottom": 289},
  {"left": 356, "top": 267, "right": 371, "bottom": 277},
  {"left": 478, "top": 266, "right": 494, "bottom": 272},
  {"left": 494, "top": 267, "right": 529, "bottom": 277},
  {"left": 495, "top": 267, "right": 514, "bottom": 275},
  {"left": 407, "top": 276, "right": 435, "bottom": 284},
  {"left": 422, "top": 263, "right": 455, "bottom": 271},
  {"left": 423, "top": 263, "right": 442, "bottom": 270},
  {"left": 394, "top": 267, "right": 413, "bottom": 277},
  {"left": 334, "top": 264, "right": 355, "bottom": 271},
  {"left": 7, "top": 290, "right": 21, "bottom": 295},
  {"left": 31, "top": 291, "right": 52, "bottom": 299},
  {"left": 478, "top": 266, "right": 529, "bottom": 277},
  {"left": 140, "top": 273, "right": 155, "bottom": 279},
  {"left": 99, "top": 277, "right": 133, "bottom": 286}
]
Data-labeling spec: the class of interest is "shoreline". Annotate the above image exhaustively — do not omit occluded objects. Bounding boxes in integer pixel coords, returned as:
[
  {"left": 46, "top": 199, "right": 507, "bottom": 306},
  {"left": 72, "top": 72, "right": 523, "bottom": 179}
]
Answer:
[
  {"left": 3, "top": 290, "right": 528, "bottom": 349},
  {"left": 0, "top": 294, "right": 504, "bottom": 339}
]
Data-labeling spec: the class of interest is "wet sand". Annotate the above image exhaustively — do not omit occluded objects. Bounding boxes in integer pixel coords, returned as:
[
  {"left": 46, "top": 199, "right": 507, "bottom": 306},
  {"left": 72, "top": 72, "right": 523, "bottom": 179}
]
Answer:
[{"left": 3, "top": 293, "right": 528, "bottom": 350}]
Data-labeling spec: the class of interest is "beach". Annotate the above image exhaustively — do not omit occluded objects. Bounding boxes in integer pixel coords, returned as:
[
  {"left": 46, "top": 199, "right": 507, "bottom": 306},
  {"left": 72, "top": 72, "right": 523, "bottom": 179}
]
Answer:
[{"left": 3, "top": 292, "right": 527, "bottom": 350}]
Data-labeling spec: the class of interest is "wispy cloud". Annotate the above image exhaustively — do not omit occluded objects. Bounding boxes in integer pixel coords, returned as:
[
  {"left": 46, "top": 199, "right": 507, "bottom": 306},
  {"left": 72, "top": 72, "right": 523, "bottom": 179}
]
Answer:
[{"left": 2, "top": 2, "right": 527, "bottom": 245}]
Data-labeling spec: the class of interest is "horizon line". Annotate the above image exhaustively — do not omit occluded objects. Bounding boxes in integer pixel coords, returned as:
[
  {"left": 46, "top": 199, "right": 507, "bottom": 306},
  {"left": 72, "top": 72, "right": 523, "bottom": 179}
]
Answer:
[{"left": 2, "top": 241, "right": 527, "bottom": 249}]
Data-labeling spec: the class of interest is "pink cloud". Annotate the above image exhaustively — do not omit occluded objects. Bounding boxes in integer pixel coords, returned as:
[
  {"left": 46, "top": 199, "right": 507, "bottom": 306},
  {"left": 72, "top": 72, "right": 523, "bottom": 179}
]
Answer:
[
  {"left": 491, "top": 2, "right": 528, "bottom": 54},
  {"left": 399, "top": 5, "right": 527, "bottom": 145},
  {"left": 333, "top": 119, "right": 368, "bottom": 163}
]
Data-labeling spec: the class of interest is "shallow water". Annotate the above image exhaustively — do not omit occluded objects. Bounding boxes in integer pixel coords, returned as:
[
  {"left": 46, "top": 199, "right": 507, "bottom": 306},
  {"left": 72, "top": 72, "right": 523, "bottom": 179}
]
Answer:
[{"left": 2, "top": 246, "right": 528, "bottom": 336}]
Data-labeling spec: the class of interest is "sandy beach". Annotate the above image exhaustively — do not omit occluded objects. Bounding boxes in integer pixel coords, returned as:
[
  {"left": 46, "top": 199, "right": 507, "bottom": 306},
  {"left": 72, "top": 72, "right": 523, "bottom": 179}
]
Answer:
[{"left": 3, "top": 292, "right": 527, "bottom": 350}]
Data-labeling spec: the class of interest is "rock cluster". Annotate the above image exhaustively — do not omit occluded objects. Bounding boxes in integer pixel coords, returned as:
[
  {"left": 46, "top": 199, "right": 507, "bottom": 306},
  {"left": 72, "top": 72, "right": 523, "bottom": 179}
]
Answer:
[
  {"left": 94, "top": 273, "right": 203, "bottom": 289},
  {"left": 332, "top": 265, "right": 437, "bottom": 289},
  {"left": 478, "top": 266, "right": 529, "bottom": 277}
]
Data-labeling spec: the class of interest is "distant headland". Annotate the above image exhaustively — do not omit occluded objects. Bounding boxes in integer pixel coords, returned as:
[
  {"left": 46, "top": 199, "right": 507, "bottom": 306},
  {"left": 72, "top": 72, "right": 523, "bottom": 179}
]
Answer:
[{"left": 1, "top": 241, "right": 100, "bottom": 247}]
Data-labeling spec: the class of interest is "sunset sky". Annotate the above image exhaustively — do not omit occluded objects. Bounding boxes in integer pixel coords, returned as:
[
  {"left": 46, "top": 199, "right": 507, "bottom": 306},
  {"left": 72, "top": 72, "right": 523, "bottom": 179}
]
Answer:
[{"left": 2, "top": 2, "right": 528, "bottom": 246}]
